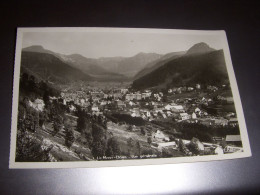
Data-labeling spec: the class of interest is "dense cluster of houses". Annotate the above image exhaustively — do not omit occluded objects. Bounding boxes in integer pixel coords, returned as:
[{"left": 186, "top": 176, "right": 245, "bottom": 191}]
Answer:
[{"left": 58, "top": 84, "right": 239, "bottom": 129}]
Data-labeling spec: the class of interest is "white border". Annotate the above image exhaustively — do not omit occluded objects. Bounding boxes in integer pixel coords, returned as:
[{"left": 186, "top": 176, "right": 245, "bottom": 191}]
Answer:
[{"left": 9, "top": 27, "right": 251, "bottom": 169}]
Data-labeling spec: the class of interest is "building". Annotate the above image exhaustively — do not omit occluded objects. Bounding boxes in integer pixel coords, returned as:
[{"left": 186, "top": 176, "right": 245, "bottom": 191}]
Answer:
[
  {"left": 128, "top": 101, "right": 136, "bottom": 107},
  {"left": 179, "top": 113, "right": 190, "bottom": 121},
  {"left": 91, "top": 105, "right": 99, "bottom": 112},
  {"left": 214, "top": 146, "right": 224, "bottom": 155},
  {"left": 196, "top": 84, "right": 201, "bottom": 89},
  {"left": 69, "top": 105, "right": 76, "bottom": 112},
  {"left": 191, "top": 112, "right": 197, "bottom": 119},
  {"left": 157, "top": 141, "right": 177, "bottom": 149},
  {"left": 225, "top": 135, "right": 242, "bottom": 146},
  {"left": 29, "top": 98, "right": 45, "bottom": 111},
  {"left": 195, "top": 107, "right": 201, "bottom": 113},
  {"left": 229, "top": 118, "right": 238, "bottom": 127},
  {"left": 214, "top": 118, "right": 228, "bottom": 126},
  {"left": 224, "top": 146, "right": 243, "bottom": 153},
  {"left": 187, "top": 87, "right": 194, "bottom": 91},
  {"left": 117, "top": 100, "right": 126, "bottom": 109},
  {"left": 120, "top": 88, "right": 128, "bottom": 94},
  {"left": 171, "top": 105, "right": 185, "bottom": 113},
  {"left": 91, "top": 91, "right": 104, "bottom": 98},
  {"left": 153, "top": 130, "right": 169, "bottom": 142}
]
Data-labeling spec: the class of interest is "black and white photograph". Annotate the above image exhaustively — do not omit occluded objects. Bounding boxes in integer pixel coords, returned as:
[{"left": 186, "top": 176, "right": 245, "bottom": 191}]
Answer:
[{"left": 9, "top": 28, "right": 251, "bottom": 168}]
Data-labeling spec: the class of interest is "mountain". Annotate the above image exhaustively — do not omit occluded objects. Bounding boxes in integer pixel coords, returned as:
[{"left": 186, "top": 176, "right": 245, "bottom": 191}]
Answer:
[
  {"left": 133, "top": 51, "right": 185, "bottom": 80},
  {"left": 95, "top": 56, "right": 125, "bottom": 72},
  {"left": 23, "top": 46, "right": 127, "bottom": 81},
  {"left": 21, "top": 51, "right": 93, "bottom": 84},
  {"left": 23, "top": 45, "right": 53, "bottom": 53},
  {"left": 132, "top": 49, "right": 228, "bottom": 90},
  {"left": 61, "top": 54, "right": 127, "bottom": 81},
  {"left": 96, "top": 53, "right": 162, "bottom": 77},
  {"left": 116, "top": 52, "right": 162, "bottom": 77},
  {"left": 186, "top": 42, "right": 215, "bottom": 55},
  {"left": 134, "top": 43, "right": 215, "bottom": 81}
]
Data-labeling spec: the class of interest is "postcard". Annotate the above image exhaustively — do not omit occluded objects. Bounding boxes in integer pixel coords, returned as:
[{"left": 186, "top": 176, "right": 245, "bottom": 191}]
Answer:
[{"left": 9, "top": 27, "right": 251, "bottom": 168}]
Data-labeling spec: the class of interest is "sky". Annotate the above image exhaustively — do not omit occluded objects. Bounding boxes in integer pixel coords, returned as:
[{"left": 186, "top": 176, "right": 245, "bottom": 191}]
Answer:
[{"left": 22, "top": 30, "right": 225, "bottom": 58}]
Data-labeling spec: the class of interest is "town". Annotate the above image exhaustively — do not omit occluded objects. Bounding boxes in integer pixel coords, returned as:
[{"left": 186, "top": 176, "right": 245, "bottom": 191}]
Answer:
[{"left": 22, "top": 78, "right": 243, "bottom": 162}]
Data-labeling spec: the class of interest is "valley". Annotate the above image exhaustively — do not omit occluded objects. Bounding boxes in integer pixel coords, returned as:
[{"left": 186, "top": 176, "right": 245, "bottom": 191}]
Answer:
[{"left": 15, "top": 42, "right": 243, "bottom": 162}]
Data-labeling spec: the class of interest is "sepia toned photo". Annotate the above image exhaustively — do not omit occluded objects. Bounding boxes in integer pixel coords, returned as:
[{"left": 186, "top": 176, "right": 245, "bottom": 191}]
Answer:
[{"left": 9, "top": 28, "right": 251, "bottom": 168}]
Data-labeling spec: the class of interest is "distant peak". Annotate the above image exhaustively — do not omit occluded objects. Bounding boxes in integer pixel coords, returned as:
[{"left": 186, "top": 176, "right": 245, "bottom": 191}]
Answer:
[
  {"left": 23, "top": 45, "right": 45, "bottom": 50},
  {"left": 68, "top": 53, "right": 84, "bottom": 58},
  {"left": 186, "top": 42, "right": 215, "bottom": 55}
]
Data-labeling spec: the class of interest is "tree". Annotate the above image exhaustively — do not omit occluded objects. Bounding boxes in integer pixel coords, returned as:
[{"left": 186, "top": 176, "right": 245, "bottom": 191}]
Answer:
[
  {"left": 28, "top": 75, "right": 36, "bottom": 91},
  {"left": 52, "top": 115, "right": 63, "bottom": 136},
  {"left": 178, "top": 139, "right": 186, "bottom": 153},
  {"left": 127, "top": 137, "right": 134, "bottom": 156},
  {"left": 147, "top": 137, "right": 152, "bottom": 145},
  {"left": 91, "top": 123, "right": 107, "bottom": 159},
  {"left": 127, "top": 125, "right": 133, "bottom": 132},
  {"left": 43, "top": 90, "right": 50, "bottom": 106},
  {"left": 76, "top": 116, "right": 87, "bottom": 133},
  {"left": 106, "top": 137, "right": 121, "bottom": 157},
  {"left": 65, "top": 126, "right": 75, "bottom": 149},
  {"left": 85, "top": 132, "right": 93, "bottom": 148},
  {"left": 136, "top": 141, "right": 141, "bottom": 158},
  {"left": 16, "top": 130, "right": 52, "bottom": 162},
  {"left": 188, "top": 137, "right": 202, "bottom": 155},
  {"left": 141, "top": 127, "right": 146, "bottom": 135},
  {"left": 169, "top": 135, "right": 175, "bottom": 141},
  {"left": 91, "top": 140, "right": 106, "bottom": 159}
]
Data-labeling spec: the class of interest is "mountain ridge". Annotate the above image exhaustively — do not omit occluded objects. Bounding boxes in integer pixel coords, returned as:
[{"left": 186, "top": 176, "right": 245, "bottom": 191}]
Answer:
[
  {"left": 132, "top": 49, "right": 228, "bottom": 90},
  {"left": 21, "top": 51, "right": 93, "bottom": 84}
]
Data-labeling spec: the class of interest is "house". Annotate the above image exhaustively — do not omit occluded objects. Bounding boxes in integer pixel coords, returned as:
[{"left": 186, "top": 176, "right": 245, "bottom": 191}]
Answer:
[
  {"left": 69, "top": 105, "right": 76, "bottom": 112},
  {"left": 135, "top": 93, "right": 142, "bottom": 100},
  {"left": 171, "top": 105, "right": 185, "bottom": 113},
  {"left": 157, "top": 141, "right": 177, "bottom": 149},
  {"left": 141, "top": 113, "right": 147, "bottom": 119},
  {"left": 91, "top": 105, "right": 99, "bottom": 112},
  {"left": 125, "top": 93, "right": 134, "bottom": 101},
  {"left": 196, "top": 84, "right": 201, "bottom": 89},
  {"left": 100, "top": 101, "right": 108, "bottom": 106},
  {"left": 179, "top": 113, "right": 190, "bottom": 121},
  {"left": 141, "top": 92, "right": 151, "bottom": 99},
  {"left": 144, "top": 111, "right": 151, "bottom": 117},
  {"left": 214, "top": 146, "right": 224, "bottom": 155},
  {"left": 162, "top": 113, "right": 167, "bottom": 119},
  {"left": 207, "top": 85, "right": 218, "bottom": 91},
  {"left": 226, "top": 97, "right": 234, "bottom": 103},
  {"left": 153, "top": 130, "right": 169, "bottom": 142},
  {"left": 128, "top": 101, "right": 136, "bottom": 107},
  {"left": 131, "top": 112, "right": 140, "bottom": 117},
  {"left": 195, "top": 107, "right": 201, "bottom": 113},
  {"left": 165, "top": 104, "right": 174, "bottom": 110},
  {"left": 191, "top": 112, "right": 197, "bottom": 119},
  {"left": 214, "top": 118, "right": 228, "bottom": 126},
  {"left": 229, "top": 118, "right": 238, "bottom": 127},
  {"left": 120, "top": 88, "right": 128, "bottom": 94},
  {"left": 34, "top": 99, "right": 45, "bottom": 111},
  {"left": 187, "top": 87, "right": 194, "bottom": 91},
  {"left": 166, "top": 111, "right": 173, "bottom": 117},
  {"left": 199, "top": 119, "right": 213, "bottom": 126},
  {"left": 91, "top": 91, "right": 104, "bottom": 98},
  {"left": 225, "top": 135, "right": 242, "bottom": 146},
  {"left": 117, "top": 100, "right": 126, "bottom": 108},
  {"left": 224, "top": 146, "right": 243, "bottom": 153},
  {"left": 29, "top": 98, "right": 45, "bottom": 111}
]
